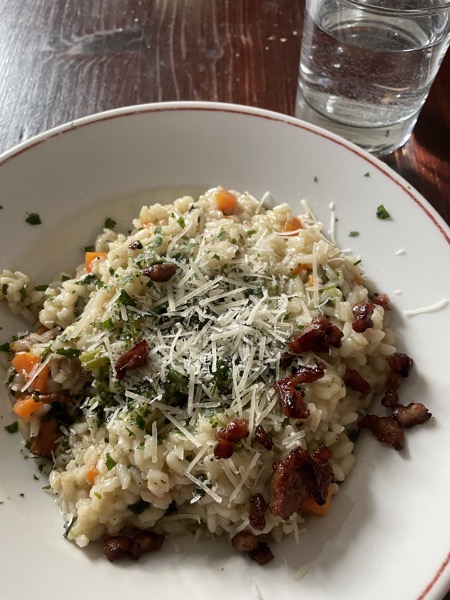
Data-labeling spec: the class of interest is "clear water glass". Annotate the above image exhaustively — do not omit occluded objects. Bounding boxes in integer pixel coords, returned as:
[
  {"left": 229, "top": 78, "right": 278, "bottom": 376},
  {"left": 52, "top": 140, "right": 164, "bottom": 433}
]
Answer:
[{"left": 296, "top": 0, "right": 450, "bottom": 156}]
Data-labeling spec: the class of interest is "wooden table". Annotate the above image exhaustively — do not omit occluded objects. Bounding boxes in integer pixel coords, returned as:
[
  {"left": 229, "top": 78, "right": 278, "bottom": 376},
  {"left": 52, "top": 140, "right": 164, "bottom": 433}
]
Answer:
[{"left": 0, "top": 0, "right": 449, "bottom": 597}]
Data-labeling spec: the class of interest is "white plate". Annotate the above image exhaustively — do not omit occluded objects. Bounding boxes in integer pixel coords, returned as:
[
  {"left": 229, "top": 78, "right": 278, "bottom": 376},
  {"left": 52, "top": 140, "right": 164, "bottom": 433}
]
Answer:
[{"left": 0, "top": 102, "right": 449, "bottom": 600}]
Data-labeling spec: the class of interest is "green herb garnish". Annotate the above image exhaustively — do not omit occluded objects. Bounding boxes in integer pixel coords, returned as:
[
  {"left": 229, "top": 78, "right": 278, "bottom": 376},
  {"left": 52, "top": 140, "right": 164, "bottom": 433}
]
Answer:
[
  {"left": 4, "top": 421, "right": 19, "bottom": 433},
  {"left": 376, "top": 204, "right": 390, "bottom": 219},
  {"left": 104, "top": 217, "right": 117, "bottom": 229},
  {"left": 348, "top": 231, "right": 360, "bottom": 237},
  {"left": 55, "top": 347, "right": 81, "bottom": 358},
  {"left": 25, "top": 213, "right": 42, "bottom": 225},
  {"left": 100, "top": 317, "right": 115, "bottom": 331},
  {"left": 105, "top": 453, "right": 117, "bottom": 470}
]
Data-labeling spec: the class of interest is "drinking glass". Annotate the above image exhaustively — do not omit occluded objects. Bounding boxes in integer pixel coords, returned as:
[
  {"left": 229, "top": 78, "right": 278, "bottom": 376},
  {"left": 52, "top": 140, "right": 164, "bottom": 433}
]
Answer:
[{"left": 296, "top": 0, "right": 450, "bottom": 156}]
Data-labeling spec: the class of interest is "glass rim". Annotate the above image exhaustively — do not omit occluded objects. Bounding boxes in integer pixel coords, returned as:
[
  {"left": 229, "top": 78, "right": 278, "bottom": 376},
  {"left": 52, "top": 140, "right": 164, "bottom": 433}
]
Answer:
[{"left": 343, "top": 0, "right": 450, "bottom": 15}]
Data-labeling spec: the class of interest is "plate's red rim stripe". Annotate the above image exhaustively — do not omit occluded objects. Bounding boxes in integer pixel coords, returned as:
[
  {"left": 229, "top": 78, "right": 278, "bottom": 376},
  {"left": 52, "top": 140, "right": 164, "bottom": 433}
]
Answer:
[
  {"left": 417, "top": 552, "right": 450, "bottom": 600},
  {"left": 1, "top": 104, "right": 448, "bottom": 245}
]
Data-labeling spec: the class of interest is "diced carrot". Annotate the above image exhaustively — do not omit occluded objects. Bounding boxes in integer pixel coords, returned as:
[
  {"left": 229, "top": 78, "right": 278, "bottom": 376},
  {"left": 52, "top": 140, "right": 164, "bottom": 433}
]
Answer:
[
  {"left": 11, "top": 351, "right": 49, "bottom": 393},
  {"left": 13, "top": 395, "right": 45, "bottom": 419},
  {"left": 85, "top": 251, "right": 107, "bottom": 273},
  {"left": 86, "top": 465, "right": 99, "bottom": 486},
  {"left": 12, "top": 351, "right": 39, "bottom": 374},
  {"left": 283, "top": 216, "right": 303, "bottom": 233},
  {"left": 215, "top": 188, "right": 237, "bottom": 215},
  {"left": 301, "top": 485, "right": 332, "bottom": 517},
  {"left": 291, "top": 263, "right": 311, "bottom": 275}
]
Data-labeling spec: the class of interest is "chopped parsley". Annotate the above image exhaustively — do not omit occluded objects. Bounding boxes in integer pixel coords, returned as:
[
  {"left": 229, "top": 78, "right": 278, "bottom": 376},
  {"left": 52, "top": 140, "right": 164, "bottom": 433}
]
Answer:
[
  {"left": 105, "top": 453, "right": 117, "bottom": 470},
  {"left": 104, "top": 217, "right": 117, "bottom": 229},
  {"left": 132, "top": 413, "right": 146, "bottom": 430},
  {"left": 84, "top": 245, "right": 95, "bottom": 252},
  {"left": 117, "top": 289, "right": 136, "bottom": 307},
  {"left": 0, "top": 342, "right": 11, "bottom": 352},
  {"left": 348, "top": 231, "right": 360, "bottom": 237},
  {"left": 4, "top": 421, "right": 19, "bottom": 433},
  {"left": 376, "top": 204, "right": 390, "bottom": 219},
  {"left": 177, "top": 216, "right": 186, "bottom": 228},
  {"left": 75, "top": 274, "right": 96, "bottom": 286},
  {"left": 25, "top": 213, "right": 42, "bottom": 225},
  {"left": 364, "top": 172, "right": 370, "bottom": 177},
  {"left": 55, "top": 347, "right": 81, "bottom": 358},
  {"left": 34, "top": 284, "right": 49, "bottom": 291},
  {"left": 100, "top": 317, "right": 115, "bottom": 331}
]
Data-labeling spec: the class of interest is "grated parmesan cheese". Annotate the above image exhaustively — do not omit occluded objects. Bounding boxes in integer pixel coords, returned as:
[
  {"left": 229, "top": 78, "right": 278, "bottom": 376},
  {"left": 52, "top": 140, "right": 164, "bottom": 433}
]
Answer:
[{"left": 403, "top": 298, "right": 448, "bottom": 317}]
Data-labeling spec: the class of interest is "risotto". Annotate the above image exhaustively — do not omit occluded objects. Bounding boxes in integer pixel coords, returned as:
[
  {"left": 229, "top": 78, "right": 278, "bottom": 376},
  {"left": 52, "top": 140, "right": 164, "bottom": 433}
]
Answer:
[{"left": 1, "top": 187, "right": 399, "bottom": 559}]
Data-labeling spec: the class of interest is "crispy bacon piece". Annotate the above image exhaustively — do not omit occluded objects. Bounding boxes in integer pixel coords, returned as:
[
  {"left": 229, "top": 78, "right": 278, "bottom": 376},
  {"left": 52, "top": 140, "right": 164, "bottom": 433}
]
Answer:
[
  {"left": 231, "top": 530, "right": 259, "bottom": 552},
  {"left": 115, "top": 339, "right": 149, "bottom": 380},
  {"left": 130, "top": 531, "right": 165, "bottom": 560},
  {"left": 249, "top": 493, "right": 268, "bottom": 531},
  {"left": 254, "top": 424, "right": 273, "bottom": 450},
  {"left": 392, "top": 403, "right": 432, "bottom": 429},
  {"left": 289, "top": 314, "right": 343, "bottom": 354},
  {"left": 38, "top": 391, "right": 76, "bottom": 405},
  {"left": 129, "top": 240, "right": 143, "bottom": 250},
  {"left": 248, "top": 542, "right": 274, "bottom": 565},
  {"left": 352, "top": 302, "right": 375, "bottom": 333},
  {"left": 381, "top": 352, "right": 414, "bottom": 407},
  {"left": 269, "top": 447, "right": 333, "bottom": 520},
  {"left": 386, "top": 352, "right": 413, "bottom": 378},
  {"left": 214, "top": 419, "right": 249, "bottom": 459},
  {"left": 103, "top": 536, "right": 132, "bottom": 561},
  {"left": 103, "top": 531, "right": 165, "bottom": 561},
  {"left": 312, "top": 445, "right": 332, "bottom": 464},
  {"left": 381, "top": 390, "right": 399, "bottom": 409},
  {"left": 29, "top": 418, "right": 61, "bottom": 459},
  {"left": 372, "top": 293, "right": 391, "bottom": 310},
  {"left": 274, "top": 363, "right": 325, "bottom": 420},
  {"left": 143, "top": 263, "right": 178, "bottom": 282},
  {"left": 343, "top": 369, "right": 371, "bottom": 394},
  {"left": 279, "top": 352, "right": 294, "bottom": 369},
  {"left": 231, "top": 532, "right": 274, "bottom": 566},
  {"left": 358, "top": 415, "right": 405, "bottom": 450}
]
